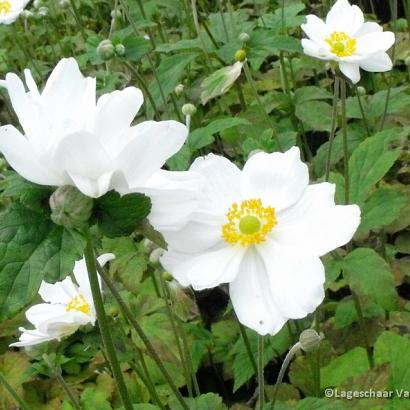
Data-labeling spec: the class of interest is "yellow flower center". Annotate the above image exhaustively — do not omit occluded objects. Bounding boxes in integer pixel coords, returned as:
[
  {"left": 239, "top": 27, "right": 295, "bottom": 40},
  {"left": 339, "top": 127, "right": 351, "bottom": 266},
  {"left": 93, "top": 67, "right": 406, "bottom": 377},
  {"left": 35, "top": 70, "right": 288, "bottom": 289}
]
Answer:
[
  {"left": 66, "top": 294, "right": 91, "bottom": 315},
  {"left": 325, "top": 31, "right": 357, "bottom": 57},
  {"left": 0, "top": 0, "right": 11, "bottom": 14},
  {"left": 222, "top": 198, "right": 277, "bottom": 246}
]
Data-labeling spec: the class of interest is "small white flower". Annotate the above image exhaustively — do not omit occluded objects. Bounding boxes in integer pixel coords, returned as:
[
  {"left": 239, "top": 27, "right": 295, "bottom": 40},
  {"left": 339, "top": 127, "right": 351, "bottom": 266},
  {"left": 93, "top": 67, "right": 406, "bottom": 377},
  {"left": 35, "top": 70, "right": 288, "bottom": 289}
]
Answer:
[
  {"left": 157, "top": 147, "right": 361, "bottom": 335},
  {"left": 301, "top": 0, "right": 395, "bottom": 83},
  {"left": 0, "top": 58, "right": 188, "bottom": 198},
  {"left": 0, "top": 0, "right": 29, "bottom": 24},
  {"left": 10, "top": 254, "right": 114, "bottom": 347}
]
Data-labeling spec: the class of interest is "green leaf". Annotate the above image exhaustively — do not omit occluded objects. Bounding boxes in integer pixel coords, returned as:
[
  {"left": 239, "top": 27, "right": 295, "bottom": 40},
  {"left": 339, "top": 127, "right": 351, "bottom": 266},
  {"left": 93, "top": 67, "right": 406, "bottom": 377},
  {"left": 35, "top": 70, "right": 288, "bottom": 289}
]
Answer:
[
  {"left": 268, "top": 35, "right": 302, "bottom": 53},
  {"left": 122, "top": 35, "right": 151, "bottom": 62},
  {"left": 200, "top": 62, "right": 243, "bottom": 105},
  {"left": 343, "top": 248, "right": 398, "bottom": 311},
  {"left": 169, "top": 392, "right": 226, "bottom": 410},
  {"left": 189, "top": 117, "right": 250, "bottom": 150},
  {"left": 321, "top": 347, "right": 369, "bottom": 388},
  {"left": 295, "top": 398, "right": 346, "bottom": 410},
  {"left": 0, "top": 205, "right": 85, "bottom": 320},
  {"left": 348, "top": 127, "right": 408, "bottom": 206},
  {"left": 358, "top": 186, "right": 408, "bottom": 235},
  {"left": 80, "top": 387, "right": 111, "bottom": 410},
  {"left": 293, "top": 86, "right": 332, "bottom": 105},
  {"left": 94, "top": 191, "right": 151, "bottom": 238},
  {"left": 295, "top": 101, "right": 332, "bottom": 131},
  {"left": 149, "top": 53, "right": 198, "bottom": 107}
]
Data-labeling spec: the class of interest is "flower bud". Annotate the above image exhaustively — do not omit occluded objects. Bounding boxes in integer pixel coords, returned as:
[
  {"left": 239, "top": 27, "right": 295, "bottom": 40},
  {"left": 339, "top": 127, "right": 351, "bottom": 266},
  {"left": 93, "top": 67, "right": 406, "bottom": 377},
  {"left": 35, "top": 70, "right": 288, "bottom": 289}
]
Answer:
[
  {"left": 299, "top": 329, "right": 322, "bottom": 352},
  {"left": 182, "top": 103, "right": 197, "bottom": 116},
  {"left": 37, "top": 6, "right": 48, "bottom": 17},
  {"left": 163, "top": 271, "right": 173, "bottom": 282},
  {"left": 174, "top": 83, "right": 184, "bottom": 97},
  {"left": 357, "top": 86, "right": 366, "bottom": 96},
  {"left": 49, "top": 186, "right": 93, "bottom": 229},
  {"left": 59, "top": 0, "right": 69, "bottom": 8},
  {"left": 405, "top": 57, "right": 410, "bottom": 67},
  {"left": 238, "top": 32, "right": 250, "bottom": 43},
  {"left": 115, "top": 44, "right": 126, "bottom": 56},
  {"left": 21, "top": 9, "right": 34, "bottom": 18},
  {"left": 143, "top": 238, "right": 156, "bottom": 253},
  {"left": 235, "top": 49, "right": 247, "bottom": 62},
  {"left": 110, "top": 9, "right": 122, "bottom": 19},
  {"left": 97, "top": 39, "right": 115, "bottom": 61},
  {"left": 33, "top": 0, "right": 43, "bottom": 8},
  {"left": 149, "top": 248, "right": 164, "bottom": 264}
]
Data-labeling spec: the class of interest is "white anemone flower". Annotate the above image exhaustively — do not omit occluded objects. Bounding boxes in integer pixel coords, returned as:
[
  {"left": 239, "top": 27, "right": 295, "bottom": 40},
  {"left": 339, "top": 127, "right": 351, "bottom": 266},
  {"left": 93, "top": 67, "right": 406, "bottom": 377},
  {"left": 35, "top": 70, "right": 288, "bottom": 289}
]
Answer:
[
  {"left": 158, "top": 147, "right": 361, "bottom": 335},
  {"left": 10, "top": 254, "right": 114, "bottom": 347},
  {"left": 301, "top": 0, "right": 395, "bottom": 84},
  {"left": 0, "top": 0, "right": 29, "bottom": 24},
  {"left": 0, "top": 57, "right": 188, "bottom": 198}
]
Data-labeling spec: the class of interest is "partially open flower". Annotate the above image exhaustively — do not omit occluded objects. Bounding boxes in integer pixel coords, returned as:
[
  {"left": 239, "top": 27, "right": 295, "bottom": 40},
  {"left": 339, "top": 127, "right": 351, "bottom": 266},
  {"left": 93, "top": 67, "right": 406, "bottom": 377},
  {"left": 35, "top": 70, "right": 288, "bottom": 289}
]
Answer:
[
  {"left": 301, "top": 0, "right": 395, "bottom": 83},
  {"left": 0, "top": 0, "right": 29, "bottom": 24},
  {"left": 0, "top": 58, "right": 188, "bottom": 199},
  {"left": 10, "top": 254, "right": 115, "bottom": 347},
  {"left": 156, "top": 147, "right": 361, "bottom": 335}
]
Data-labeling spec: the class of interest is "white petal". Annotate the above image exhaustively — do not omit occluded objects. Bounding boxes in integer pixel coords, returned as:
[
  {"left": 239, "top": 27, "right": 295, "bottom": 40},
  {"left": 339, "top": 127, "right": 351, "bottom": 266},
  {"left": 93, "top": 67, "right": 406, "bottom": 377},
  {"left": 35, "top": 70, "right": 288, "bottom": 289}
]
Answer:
[
  {"left": 326, "top": 0, "right": 364, "bottom": 35},
  {"left": 339, "top": 61, "right": 361, "bottom": 83},
  {"left": 229, "top": 249, "right": 287, "bottom": 336},
  {"left": 356, "top": 32, "right": 395, "bottom": 56},
  {"left": 359, "top": 51, "right": 393, "bottom": 72},
  {"left": 23, "top": 69, "right": 40, "bottom": 98},
  {"left": 116, "top": 120, "right": 188, "bottom": 188},
  {"left": 9, "top": 328, "right": 55, "bottom": 347},
  {"left": 38, "top": 313, "right": 88, "bottom": 338},
  {"left": 25, "top": 303, "right": 68, "bottom": 327},
  {"left": 0, "top": 125, "right": 64, "bottom": 185},
  {"left": 67, "top": 169, "right": 116, "bottom": 198},
  {"left": 38, "top": 276, "right": 78, "bottom": 305},
  {"left": 301, "top": 39, "right": 333, "bottom": 60},
  {"left": 353, "top": 22, "right": 382, "bottom": 37},
  {"left": 241, "top": 147, "right": 308, "bottom": 211},
  {"left": 94, "top": 87, "right": 144, "bottom": 151},
  {"left": 161, "top": 245, "right": 245, "bottom": 290},
  {"left": 189, "top": 154, "right": 242, "bottom": 214},
  {"left": 142, "top": 169, "right": 205, "bottom": 231},
  {"left": 301, "top": 15, "right": 329, "bottom": 42},
  {"left": 257, "top": 240, "right": 325, "bottom": 318},
  {"left": 273, "top": 183, "right": 361, "bottom": 256}
]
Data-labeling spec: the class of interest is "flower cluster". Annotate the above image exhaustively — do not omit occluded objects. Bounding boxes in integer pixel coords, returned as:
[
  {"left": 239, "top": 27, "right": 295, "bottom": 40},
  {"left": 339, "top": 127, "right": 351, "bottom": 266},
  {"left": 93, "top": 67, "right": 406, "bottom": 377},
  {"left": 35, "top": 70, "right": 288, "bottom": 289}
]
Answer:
[{"left": 5, "top": 0, "right": 393, "bottom": 348}]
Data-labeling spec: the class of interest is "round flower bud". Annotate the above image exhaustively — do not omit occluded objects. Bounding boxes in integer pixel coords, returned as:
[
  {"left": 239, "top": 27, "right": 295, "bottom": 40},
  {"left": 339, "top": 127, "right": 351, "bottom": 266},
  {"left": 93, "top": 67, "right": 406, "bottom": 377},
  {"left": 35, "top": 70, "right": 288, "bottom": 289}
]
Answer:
[
  {"left": 235, "top": 49, "right": 247, "bottom": 62},
  {"left": 182, "top": 103, "right": 197, "bottom": 116},
  {"left": 33, "top": 0, "right": 43, "bottom": 8},
  {"left": 357, "top": 86, "right": 366, "bottom": 96},
  {"left": 37, "top": 6, "right": 48, "bottom": 17},
  {"left": 97, "top": 39, "right": 115, "bottom": 61},
  {"left": 49, "top": 186, "right": 93, "bottom": 229},
  {"left": 174, "top": 83, "right": 184, "bottom": 97},
  {"left": 143, "top": 238, "right": 156, "bottom": 253},
  {"left": 163, "top": 271, "right": 174, "bottom": 282},
  {"left": 110, "top": 9, "right": 122, "bottom": 19},
  {"left": 299, "top": 329, "right": 322, "bottom": 352},
  {"left": 149, "top": 248, "right": 164, "bottom": 264},
  {"left": 405, "top": 57, "right": 410, "bottom": 67},
  {"left": 238, "top": 32, "right": 250, "bottom": 43},
  {"left": 115, "top": 44, "right": 126, "bottom": 56},
  {"left": 21, "top": 9, "right": 34, "bottom": 18}
]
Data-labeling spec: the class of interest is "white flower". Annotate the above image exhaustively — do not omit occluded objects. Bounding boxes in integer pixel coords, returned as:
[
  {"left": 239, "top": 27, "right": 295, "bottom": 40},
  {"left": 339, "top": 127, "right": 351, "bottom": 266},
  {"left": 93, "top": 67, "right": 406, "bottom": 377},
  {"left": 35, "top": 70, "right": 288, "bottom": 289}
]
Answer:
[
  {"left": 10, "top": 254, "right": 114, "bottom": 347},
  {"left": 301, "top": 0, "right": 395, "bottom": 83},
  {"left": 0, "top": 58, "right": 188, "bottom": 198},
  {"left": 157, "top": 147, "right": 361, "bottom": 335},
  {"left": 0, "top": 0, "right": 29, "bottom": 24}
]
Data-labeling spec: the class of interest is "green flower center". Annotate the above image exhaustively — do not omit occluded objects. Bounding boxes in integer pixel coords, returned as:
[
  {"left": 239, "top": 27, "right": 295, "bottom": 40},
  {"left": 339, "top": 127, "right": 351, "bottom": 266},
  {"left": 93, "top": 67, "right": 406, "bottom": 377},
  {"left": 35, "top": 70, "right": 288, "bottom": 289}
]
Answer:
[{"left": 239, "top": 215, "right": 261, "bottom": 235}]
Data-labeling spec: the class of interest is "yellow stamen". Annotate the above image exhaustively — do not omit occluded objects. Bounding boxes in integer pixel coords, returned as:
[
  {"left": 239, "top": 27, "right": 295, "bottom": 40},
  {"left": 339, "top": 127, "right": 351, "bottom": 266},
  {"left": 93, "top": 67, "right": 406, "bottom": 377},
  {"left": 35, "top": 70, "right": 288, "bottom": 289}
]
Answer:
[
  {"left": 0, "top": 0, "right": 11, "bottom": 14},
  {"left": 222, "top": 198, "right": 277, "bottom": 246},
  {"left": 325, "top": 31, "right": 357, "bottom": 57},
  {"left": 66, "top": 294, "right": 91, "bottom": 315}
]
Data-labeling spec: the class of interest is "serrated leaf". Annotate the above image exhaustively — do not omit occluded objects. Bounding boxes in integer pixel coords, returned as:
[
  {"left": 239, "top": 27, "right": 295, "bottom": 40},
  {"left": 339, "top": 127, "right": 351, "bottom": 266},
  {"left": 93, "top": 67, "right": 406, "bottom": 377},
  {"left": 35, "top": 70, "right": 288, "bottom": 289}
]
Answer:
[
  {"left": 169, "top": 392, "right": 226, "bottom": 410},
  {"left": 295, "top": 101, "right": 332, "bottom": 131},
  {"left": 293, "top": 86, "right": 332, "bottom": 105},
  {"left": 0, "top": 205, "right": 85, "bottom": 320},
  {"left": 189, "top": 117, "right": 250, "bottom": 150},
  {"left": 348, "top": 128, "right": 408, "bottom": 206},
  {"left": 343, "top": 248, "right": 398, "bottom": 311},
  {"left": 94, "top": 191, "right": 151, "bottom": 238}
]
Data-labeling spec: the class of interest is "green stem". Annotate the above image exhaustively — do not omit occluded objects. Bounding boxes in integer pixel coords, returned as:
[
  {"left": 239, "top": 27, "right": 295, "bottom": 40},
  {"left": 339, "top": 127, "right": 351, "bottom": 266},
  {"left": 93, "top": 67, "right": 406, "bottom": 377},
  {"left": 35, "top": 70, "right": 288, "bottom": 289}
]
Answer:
[
  {"left": 68, "top": 0, "right": 87, "bottom": 42},
  {"left": 257, "top": 335, "right": 264, "bottom": 410},
  {"left": 242, "top": 60, "right": 283, "bottom": 151},
  {"left": 96, "top": 264, "right": 190, "bottom": 410},
  {"left": 217, "top": 0, "right": 230, "bottom": 42},
  {"left": 271, "top": 342, "right": 301, "bottom": 409},
  {"left": 83, "top": 230, "right": 133, "bottom": 410},
  {"left": 0, "top": 371, "right": 29, "bottom": 410},
  {"left": 56, "top": 372, "right": 81, "bottom": 409},
  {"left": 238, "top": 322, "right": 258, "bottom": 375},
  {"left": 340, "top": 78, "right": 349, "bottom": 204},
  {"left": 325, "top": 76, "right": 340, "bottom": 181},
  {"left": 355, "top": 86, "right": 371, "bottom": 137}
]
